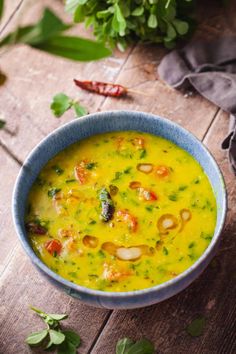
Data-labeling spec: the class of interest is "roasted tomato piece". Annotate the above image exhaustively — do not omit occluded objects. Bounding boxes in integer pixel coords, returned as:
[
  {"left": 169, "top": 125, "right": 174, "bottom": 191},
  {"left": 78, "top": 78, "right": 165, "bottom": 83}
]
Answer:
[{"left": 45, "top": 239, "right": 62, "bottom": 255}]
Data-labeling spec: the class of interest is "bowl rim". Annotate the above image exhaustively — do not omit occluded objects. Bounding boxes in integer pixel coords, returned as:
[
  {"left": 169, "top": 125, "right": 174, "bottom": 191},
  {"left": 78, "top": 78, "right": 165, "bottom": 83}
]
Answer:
[{"left": 12, "top": 110, "right": 227, "bottom": 298}]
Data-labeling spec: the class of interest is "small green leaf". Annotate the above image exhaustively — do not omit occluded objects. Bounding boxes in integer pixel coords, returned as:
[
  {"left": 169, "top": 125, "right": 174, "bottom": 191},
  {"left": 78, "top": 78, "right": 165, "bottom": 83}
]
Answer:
[
  {"left": 186, "top": 316, "right": 206, "bottom": 337},
  {"left": 49, "top": 329, "right": 65, "bottom": 345},
  {"left": 25, "top": 329, "right": 48, "bottom": 346},
  {"left": 0, "top": 0, "right": 4, "bottom": 21},
  {"left": 126, "top": 339, "right": 155, "bottom": 354},
  {"left": 0, "top": 119, "right": 6, "bottom": 129},
  {"left": 51, "top": 93, "right": 73, "bottom": 118},
  {"left": 63, "top": 330, "right": 81, "bottom": 348},
  {"left": 35, "top": 35, "right": 112, "bottom": 62},
  {"left": 116, "top": 337, "right": 134, "bottom": 354},
  {"left": 147, "top": 14, "right": 158, "bottom": 29},
  {"left": 58, "top": 340, "right": 77, "bottom": 354},
  {"left": 172, "top": 19, "right": 189, "bottom": 35},
  {"left": 131, "top": 7, "right": 144, "bottom": 17},
  {"left": 73, "top": 102, "right": 87, "bottom": 117},
  {"left": 48, "top": 314, "right": 68, "bottom": 321}
]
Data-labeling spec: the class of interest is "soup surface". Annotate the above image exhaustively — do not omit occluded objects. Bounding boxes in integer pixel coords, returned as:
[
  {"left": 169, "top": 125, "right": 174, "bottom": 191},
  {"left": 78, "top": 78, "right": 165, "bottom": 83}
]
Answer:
[{"left": 26, "top": 131, "right": 216, "bottom": 292}]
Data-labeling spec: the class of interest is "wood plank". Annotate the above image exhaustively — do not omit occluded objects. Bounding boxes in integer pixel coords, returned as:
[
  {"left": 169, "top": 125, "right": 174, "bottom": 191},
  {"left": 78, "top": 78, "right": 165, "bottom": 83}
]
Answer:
[
  {"left": 0, "top": 146, "right": 20, "bottom": 275},
  {"left": 0, "top": 0, "right": 133, "bottom": 162},
  {"left": 0, "top": 0, "right": 24, "bottom": 36},
  {"left": 0, "top": 247, "right": 110, "bottom": 354},
  {"left": 90, "top": 110, "right": 236, "bottom": 354}
]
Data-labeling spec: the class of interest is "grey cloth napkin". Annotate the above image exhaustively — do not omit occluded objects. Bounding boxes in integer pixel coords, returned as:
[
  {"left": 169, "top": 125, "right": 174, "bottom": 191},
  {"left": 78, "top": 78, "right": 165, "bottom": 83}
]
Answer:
[{"left": 158, "top": 37, "right": 236, "bottom": 175}]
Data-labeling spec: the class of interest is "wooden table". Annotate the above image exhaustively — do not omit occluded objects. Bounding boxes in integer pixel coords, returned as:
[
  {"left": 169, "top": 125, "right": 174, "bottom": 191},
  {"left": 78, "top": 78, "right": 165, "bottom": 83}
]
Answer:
[{"left": 0, "top": 1, "right": 235, "bottom": 353}]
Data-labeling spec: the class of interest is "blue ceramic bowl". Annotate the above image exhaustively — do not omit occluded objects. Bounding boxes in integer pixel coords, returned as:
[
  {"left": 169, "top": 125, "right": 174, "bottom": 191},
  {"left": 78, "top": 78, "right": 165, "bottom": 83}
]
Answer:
[{"left": 12, "top": 111, "right": 227, "bottom": 309}]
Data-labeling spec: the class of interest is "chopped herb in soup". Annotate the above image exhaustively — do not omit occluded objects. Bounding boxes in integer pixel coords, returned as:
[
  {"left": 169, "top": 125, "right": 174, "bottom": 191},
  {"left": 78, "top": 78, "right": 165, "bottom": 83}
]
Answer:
[{"left": 25, "top": 131, "right": 216, "bottom": 292}]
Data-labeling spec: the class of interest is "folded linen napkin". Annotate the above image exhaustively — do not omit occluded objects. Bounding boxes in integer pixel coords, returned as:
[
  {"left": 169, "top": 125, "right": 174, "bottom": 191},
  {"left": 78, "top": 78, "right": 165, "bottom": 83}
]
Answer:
[{"left": 158, "top": 37, "right": 236, "bottom": 175}]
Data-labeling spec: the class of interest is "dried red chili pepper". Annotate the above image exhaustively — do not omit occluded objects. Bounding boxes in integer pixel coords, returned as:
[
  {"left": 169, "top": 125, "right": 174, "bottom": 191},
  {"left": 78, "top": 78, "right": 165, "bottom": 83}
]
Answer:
[{"left": 74, "top": 79, "right": 127, "bottom": 97}]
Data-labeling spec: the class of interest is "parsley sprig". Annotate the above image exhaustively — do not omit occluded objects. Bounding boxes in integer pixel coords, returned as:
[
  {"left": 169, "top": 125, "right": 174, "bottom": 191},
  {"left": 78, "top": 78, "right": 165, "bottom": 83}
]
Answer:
[{"left": 25, "top": 306, "right": 80, "bottom": 353}]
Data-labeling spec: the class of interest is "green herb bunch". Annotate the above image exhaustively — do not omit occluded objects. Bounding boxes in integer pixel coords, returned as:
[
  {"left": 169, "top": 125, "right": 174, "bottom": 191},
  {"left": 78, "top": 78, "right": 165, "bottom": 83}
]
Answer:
[
  {"left": 65, "top": 0, "right": 194, "bottom": 50},
  {"left": 25, "top": 307, "right": 81, "bottom": 354}
]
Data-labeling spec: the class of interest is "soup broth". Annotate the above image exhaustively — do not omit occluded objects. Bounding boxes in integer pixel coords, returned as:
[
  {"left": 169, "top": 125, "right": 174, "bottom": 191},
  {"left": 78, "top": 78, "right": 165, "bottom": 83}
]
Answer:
[{"left": 26, "top": 131, "right": 216, "bottom": 292}]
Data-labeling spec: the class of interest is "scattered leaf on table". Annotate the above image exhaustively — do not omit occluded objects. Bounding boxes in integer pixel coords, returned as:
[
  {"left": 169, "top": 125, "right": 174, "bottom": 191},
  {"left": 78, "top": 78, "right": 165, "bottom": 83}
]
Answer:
[
  {"left": 73, "top": 102, "right": 87, "bottom": 117},
  {"left": 57, "top": 339, "right": 77, "bottom": 354},
  {"left": 48, "top": 329, "right": 65, "bottom": 345},
  {"left": 25, "top": 329, "right": 48, "bottom": 346},
  {"left": 48, "top": 314, "right": 68, "bottom": 321},
  {"left": 186, "top": 316, "right": 206, "bottom": 337},
  {"left": 0, "top": 0, "right": 4, "bottom": 21},
  {"left": 51, "top": 93, "right": 73, "bottom": 118},
  {"left": 63, "top": 330, "right": 81, "bottom": 348},
  {"left": 116, "top": 337, "right": 134, "bottom": 353},
  {"left": 0, "top": 119, "right": 6, "bottom": 129},
  {"left": 35, "top": 35, "right": 112, "bottom": 62},
  {"left": 116, "top": 337, "right": 155, "bottom": 354}
]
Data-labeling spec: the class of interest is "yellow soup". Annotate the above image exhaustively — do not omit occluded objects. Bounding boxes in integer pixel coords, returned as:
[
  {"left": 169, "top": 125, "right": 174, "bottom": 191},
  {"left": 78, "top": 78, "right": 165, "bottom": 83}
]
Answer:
[{"left": 26, "top": 131, "right": 216, "bottom": 292}]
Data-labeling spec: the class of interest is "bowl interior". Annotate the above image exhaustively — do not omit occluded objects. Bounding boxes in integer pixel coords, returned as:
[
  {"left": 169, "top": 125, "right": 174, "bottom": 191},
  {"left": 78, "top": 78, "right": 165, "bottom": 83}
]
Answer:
[{"left": 13, "top": 110, "right": 226, "bottom": 297}]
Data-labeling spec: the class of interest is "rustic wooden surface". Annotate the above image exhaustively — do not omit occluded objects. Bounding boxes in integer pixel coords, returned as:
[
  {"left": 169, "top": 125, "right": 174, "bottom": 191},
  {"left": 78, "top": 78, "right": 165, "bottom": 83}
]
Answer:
[{"left": 0, "top": 1, "right": 235, "bottom": 353}]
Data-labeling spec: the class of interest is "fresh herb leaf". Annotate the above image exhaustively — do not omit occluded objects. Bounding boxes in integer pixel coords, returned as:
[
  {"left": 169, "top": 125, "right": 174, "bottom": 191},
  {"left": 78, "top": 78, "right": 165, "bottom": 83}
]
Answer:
[
  {"left": 51, "top": 93, "right": 73, "bottom": 118},
  {"left": 73, "top": 102, "right": 87, "bottom": 117},
  {"left": 35, "top": 35, "right": 111, "bottom": 62},
  {"left": 0, "top": 0, "right": 4, "bottom": 21},
  {"left": 51, "top": 93, "right": 87, "bottom": 118},
  {"left": 63, "top": 330, "right": 81, "bottom": 348},
  {"left": 25, "top": 329, "right": 48, "bottom": 346},
  {"left": 0, "top": 119, "right": 6, "bottom": 129},
  {"left": 27, "top": 307, "right": 81, "bottom": 353},
  {"left": 116, "top": 337, "right": 134, "bottom": 354},
  {"left": 48, "top": 314, "right": 68, "bottom": 321},
  {"left": 58, "top": 340, "right": 77, "bottom": 354},
  {"left": 186, "top": 316, "right": 206, "bottom": 337},
  {"left": 65, "top": 0, "right": 194, "bottom": 50},
  {"left": 48, "top": 329, "right": 65, "bottom": 345},
  {"left": 48, "top": 188, "right": 61, "bottom": 198},
  {"left": 116, "top": 337, "right": 155, "bottom": 354},
  {"left": 0, "top": 8, "right": 111, "bottom": 61}
]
